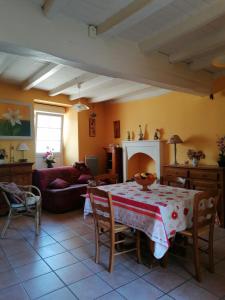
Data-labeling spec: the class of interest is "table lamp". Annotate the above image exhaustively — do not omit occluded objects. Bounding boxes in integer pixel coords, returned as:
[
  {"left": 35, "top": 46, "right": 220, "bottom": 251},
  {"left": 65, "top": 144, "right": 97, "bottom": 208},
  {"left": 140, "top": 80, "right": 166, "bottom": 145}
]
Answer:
[
  {"left": 168, "top": 135, "right": 183, "bottom": 165},
  {"left": 17, "top": 143, "right": 29, "bottom": 162}
]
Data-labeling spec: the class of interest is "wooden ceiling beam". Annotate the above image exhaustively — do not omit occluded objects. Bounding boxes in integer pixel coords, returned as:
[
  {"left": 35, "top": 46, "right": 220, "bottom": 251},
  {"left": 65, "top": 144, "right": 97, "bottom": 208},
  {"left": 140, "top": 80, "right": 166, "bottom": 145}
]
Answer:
[
  {"left": 91, "top": 82, "right": 148, "bottom": 103},
  {"left": 98, "top": 0, "right": 174, "bottom": 36},
  {"left": 23, "top": 63, "right": 63, "bottom": 90},
  {"left": 98, "top": 0, "right": 152, "bottom": 35},
  {"left": 0, "top": 54, "right": 17, "bottom": 75},
  {"left": 49, "top": 72, "right": 97, "bottom": 96},
  {"left": 170, "top": 27, "right": 225, "bottom": 63},
  {"left": 69, "top": 76, "right": 113, "bottom": 100},
  {"left": 42, "top": 0, "right": 69, "bottom": 17},
  {"left": 139, "top": 0, "right": 225, "bottom": 54}
]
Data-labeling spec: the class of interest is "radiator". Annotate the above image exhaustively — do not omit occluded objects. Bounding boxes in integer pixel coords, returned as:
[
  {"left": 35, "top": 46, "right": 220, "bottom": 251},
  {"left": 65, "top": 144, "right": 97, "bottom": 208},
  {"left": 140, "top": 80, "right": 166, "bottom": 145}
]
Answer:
[{"left": 85, "top": 155, "right": 98, "bottom": 176}]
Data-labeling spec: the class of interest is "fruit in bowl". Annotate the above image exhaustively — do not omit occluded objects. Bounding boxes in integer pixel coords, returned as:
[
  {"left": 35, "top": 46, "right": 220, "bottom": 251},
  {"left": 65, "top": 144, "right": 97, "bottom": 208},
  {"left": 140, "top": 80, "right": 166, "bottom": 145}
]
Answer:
[{"left": 134, "top": 172, "right": 156, "bottom": 191}]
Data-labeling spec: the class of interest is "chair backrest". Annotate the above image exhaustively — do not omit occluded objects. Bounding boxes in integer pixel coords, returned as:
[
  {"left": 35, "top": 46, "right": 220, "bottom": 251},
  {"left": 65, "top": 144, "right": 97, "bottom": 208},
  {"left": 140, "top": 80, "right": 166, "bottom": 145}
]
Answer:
[
  {"left": 193, "top": 191, "right": 218, "bottom": 233},
  {"left": 94, "top": 173, "right": 118, "bottom": 185},
  {"left": 0, "top": 182, "right": 25, "bottom": 206},
  {"left": 164, "top": 176, "right": 187, "bottom": 188},
  {"left": 89, "top": 187, "right": 114, "bottom": 233}
]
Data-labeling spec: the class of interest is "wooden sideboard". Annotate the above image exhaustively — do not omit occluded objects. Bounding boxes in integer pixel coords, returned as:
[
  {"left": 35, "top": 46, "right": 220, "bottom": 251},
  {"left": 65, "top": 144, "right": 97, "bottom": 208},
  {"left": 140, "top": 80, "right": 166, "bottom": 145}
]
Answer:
[
  {"left": 0, "top": 162, "right": 33, "bottom": 215},
  {"left": 163, "top": 165, "right": 225, "bottom": 227}
]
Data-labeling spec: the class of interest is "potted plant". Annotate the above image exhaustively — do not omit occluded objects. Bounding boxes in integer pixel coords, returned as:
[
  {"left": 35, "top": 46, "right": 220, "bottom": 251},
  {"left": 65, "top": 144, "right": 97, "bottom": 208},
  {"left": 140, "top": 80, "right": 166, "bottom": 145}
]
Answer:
[
  {"left": 187, "top": 149, "right": 205, "bottom": 167},
  {"left": 43, "top": 148, "right": 56, "bottom": 168},
  {"left": 217, "top": 136, "right": 225, "bottom": 167}
]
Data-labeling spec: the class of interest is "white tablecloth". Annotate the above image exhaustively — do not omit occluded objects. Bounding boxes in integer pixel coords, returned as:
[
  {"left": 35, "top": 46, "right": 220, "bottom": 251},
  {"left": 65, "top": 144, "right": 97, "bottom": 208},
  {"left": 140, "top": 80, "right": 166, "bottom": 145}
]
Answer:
[{"left": 84, "top": 182, "right": 199, "bottom": 258}]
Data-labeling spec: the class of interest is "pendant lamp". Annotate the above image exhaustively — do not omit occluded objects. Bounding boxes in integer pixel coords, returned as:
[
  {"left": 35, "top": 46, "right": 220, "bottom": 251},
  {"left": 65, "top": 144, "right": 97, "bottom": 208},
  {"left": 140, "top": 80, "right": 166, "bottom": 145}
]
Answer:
[{"left": 72, "top": 83, "right": 90, "bottom": 112}]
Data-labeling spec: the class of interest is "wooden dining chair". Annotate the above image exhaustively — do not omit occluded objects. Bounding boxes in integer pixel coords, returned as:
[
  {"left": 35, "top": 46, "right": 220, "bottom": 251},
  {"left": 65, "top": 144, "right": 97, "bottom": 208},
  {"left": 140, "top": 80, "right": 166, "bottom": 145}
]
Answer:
[
  {"left": 89, "top": 187, "right": 141, "bottom": 272},
  {"left": 178, "top": 190, "right": 218, "bottom": 282},
  {"left": 94, "top": 173, "right": 118, "bottom": 185}
]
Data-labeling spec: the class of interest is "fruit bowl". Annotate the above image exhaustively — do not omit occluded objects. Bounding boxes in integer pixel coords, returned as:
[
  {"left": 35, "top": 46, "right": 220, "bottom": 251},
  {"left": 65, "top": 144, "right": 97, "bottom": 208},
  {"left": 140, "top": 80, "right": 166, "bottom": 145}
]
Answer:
[{"left": 134, "top": 172, "right": 156, "bottom": 191}]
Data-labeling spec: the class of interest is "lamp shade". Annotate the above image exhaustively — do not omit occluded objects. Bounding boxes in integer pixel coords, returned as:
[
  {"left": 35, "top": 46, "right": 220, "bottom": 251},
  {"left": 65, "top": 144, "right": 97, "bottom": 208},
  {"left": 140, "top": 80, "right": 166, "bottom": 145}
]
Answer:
[
  {"left": 72, "top": 102, "right": 90, "bottom": 112},
  {"left": 17, "top": 143, "right": 29, "bottom": 151},
  {"left": 168, "top": 135, "right": 183, "bottom": 144}
]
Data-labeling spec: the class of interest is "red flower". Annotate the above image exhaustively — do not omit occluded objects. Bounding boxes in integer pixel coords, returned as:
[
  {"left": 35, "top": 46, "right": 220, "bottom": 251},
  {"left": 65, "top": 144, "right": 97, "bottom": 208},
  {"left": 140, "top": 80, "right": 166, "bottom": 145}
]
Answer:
[
  {"left": 184, "top": 208, "right": 189, "bottom": 215},
  {"left": 170, "top": 230, "right": 176, "bottom": 236},
  {"left": 171, "top": 211, "right": 178, "bottom": 219}
]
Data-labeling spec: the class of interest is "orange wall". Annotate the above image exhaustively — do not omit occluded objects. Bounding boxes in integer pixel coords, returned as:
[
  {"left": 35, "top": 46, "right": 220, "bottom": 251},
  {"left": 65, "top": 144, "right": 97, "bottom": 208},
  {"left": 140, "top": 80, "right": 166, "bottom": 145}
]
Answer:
[
  {"left": 213, "top": 76, "right": 225, "bottom": 93},
  {"left": 102, "top": 91, "right": 225, "bottom": 177},
  {"left": 0, "top": 81, "right": 72, "bottom": 166},
  {"left": 1, "top": 80, "right": 225, "bottom": 176},
  {"left": 78, "top": 103, "right": 106, "bottom": 173}
]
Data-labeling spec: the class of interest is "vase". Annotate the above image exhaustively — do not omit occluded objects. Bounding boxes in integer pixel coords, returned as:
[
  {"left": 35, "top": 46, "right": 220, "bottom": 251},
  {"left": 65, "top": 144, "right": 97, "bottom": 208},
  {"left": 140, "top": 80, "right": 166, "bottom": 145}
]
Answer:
[
  {"left": 46, "top": 161, "right": 53, "bottom": 168},
  {"left": 192, "top": 158, "right": 199, "bottom": 167}
]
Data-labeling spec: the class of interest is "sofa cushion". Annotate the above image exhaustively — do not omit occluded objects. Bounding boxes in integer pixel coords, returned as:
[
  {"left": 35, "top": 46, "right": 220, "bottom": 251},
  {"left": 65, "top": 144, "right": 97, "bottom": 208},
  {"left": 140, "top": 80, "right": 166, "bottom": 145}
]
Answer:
[
  {"left": 77, "top": 174, "right": 93, "bottom": 184},
  {"left": 33, "top": 166, "right": 82, "bottom": 191},
  {"left": 48, "top": 178, "right": 70, "bottom": 189}
]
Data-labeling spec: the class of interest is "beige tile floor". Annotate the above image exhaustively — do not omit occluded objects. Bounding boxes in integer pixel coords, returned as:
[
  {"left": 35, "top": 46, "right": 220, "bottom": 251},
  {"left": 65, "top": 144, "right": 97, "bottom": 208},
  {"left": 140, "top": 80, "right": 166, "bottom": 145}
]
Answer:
[{"left": 0, "top": 210, "right": 225, "bottom": 300}]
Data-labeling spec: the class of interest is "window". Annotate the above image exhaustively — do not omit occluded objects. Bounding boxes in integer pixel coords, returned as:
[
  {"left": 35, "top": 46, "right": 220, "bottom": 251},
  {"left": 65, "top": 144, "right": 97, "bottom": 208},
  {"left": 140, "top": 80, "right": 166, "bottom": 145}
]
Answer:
[{"left": 35, "top": 112, "right": 63, "bottom": 153}]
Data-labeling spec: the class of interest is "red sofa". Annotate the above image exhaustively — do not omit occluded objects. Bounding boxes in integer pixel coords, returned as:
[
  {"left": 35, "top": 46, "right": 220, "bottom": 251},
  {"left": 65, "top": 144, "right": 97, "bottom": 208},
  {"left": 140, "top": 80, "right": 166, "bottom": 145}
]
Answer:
[{"left": 33, "top": 166, "right": 91, "bottom": 213}]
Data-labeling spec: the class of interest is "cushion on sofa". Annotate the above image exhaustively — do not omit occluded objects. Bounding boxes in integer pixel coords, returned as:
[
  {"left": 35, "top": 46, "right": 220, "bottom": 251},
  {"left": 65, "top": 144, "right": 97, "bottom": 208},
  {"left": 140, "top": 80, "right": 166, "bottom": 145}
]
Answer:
[
  {"left": 48, "top": 178, "right": 70, "bottom": 189},
  {"left": 77, "top": 174, "right": 93, "bottom": 184}
]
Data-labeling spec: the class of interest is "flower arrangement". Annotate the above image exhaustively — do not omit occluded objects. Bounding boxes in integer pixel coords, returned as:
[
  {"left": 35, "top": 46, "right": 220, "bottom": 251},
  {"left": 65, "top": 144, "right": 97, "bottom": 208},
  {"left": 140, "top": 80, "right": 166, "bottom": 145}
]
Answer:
[
  {"left": 217, "top": 136, "right": 225, "bottom": 167},
  {"left": 187, "top": 149, "right": 205, "bottom": 160},
  {"left": 43, "top": 148, "right": 56, "bottom": 168}
]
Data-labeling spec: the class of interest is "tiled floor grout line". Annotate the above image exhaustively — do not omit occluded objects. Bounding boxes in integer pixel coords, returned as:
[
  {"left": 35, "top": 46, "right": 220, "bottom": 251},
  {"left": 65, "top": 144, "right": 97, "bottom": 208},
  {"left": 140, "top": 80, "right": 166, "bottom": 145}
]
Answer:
[{"left": 1, "top": 214, "right": 225, "bottom": 299}]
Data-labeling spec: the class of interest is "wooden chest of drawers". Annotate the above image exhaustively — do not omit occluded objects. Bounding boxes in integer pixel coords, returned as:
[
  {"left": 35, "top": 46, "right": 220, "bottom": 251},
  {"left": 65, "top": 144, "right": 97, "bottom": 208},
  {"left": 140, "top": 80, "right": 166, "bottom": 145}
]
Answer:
[{"left": 163, "top": 165, "right": 225, "bottom": 227}]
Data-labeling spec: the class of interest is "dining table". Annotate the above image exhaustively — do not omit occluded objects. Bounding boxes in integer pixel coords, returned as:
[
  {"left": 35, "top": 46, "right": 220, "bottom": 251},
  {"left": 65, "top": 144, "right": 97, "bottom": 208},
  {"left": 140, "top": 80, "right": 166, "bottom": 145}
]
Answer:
[{"left": 84, "top": 181, "right": 199, "bottom": 259}]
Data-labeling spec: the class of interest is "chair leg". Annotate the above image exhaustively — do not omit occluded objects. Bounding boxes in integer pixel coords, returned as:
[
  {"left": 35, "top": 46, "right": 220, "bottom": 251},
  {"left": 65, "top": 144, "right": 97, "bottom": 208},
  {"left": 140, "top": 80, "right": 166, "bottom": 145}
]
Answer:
[
  {"left": 38, "top": 203, "right": 42, "bottom": 225},
  {"left": 149, "top": 239, "right": 155, "bottom": 266},
  {"left": 109, "top": 233, "right": 115, "bottom": 273},
  {"left": 95, "top": 229, "right": 100, "bottom": 264},
  {"left": 136, "top": 230, "right": 141, "bottom": 263},
  {"left": 1, "top": 210, "right": 12, "bottom": 238},
  {"left": 208, "top": 227, "right": 214, "bottom": 273},
  {"left": 193, "top": 236, "right": 201, "bottom": 282},
  {"left": 35, "top": 210, "right": 40, "bottom": 236}
]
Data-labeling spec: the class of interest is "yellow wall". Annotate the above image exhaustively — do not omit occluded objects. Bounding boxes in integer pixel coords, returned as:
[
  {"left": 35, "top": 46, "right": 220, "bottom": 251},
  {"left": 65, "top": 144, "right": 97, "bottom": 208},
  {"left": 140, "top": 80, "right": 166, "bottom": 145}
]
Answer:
[
  {"left": 0, "top": 81, "right": 72, "bottom": 166},
  {"left": 102, "top": 91, "right": 225, "bottom": 177},
  {"left": 63, "top": 107, "right": 79, "bottom": 166}
]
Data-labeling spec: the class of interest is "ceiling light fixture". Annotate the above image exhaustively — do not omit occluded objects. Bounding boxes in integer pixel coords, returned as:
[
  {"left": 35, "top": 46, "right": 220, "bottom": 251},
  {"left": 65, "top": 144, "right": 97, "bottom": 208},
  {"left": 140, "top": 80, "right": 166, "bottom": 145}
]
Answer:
[{"left": 72, "top": 83, "right": 90, "bottom": 112}]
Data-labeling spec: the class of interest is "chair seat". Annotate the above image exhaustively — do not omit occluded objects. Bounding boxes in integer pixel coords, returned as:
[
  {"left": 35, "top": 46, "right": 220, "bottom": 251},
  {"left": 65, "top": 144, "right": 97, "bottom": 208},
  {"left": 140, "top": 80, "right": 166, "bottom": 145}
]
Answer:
[
  {"left": 180, "top": 226, "right": 209, "bottom": 237},
  {"left": 98, "top": 221, "right": 130, "bottom": 233},
  {"left": 11, "top": 196, "right": 40, "bottom": 208},
  {"left": 114, "top": 223, "right": 130, "bottom": 233}
]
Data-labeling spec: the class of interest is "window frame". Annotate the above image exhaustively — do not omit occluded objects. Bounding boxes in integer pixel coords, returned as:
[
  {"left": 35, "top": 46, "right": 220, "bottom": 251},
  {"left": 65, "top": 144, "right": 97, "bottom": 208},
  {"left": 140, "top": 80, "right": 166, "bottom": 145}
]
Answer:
[{"left": 35, "top": 111, "right": 64, "bottom": 156}]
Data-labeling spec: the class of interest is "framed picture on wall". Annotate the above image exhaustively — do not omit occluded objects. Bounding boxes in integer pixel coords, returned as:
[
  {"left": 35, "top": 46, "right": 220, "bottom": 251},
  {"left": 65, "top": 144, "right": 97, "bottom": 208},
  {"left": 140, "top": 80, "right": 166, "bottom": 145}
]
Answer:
[
  {"left": 89, "top": 117, "right": 96, "bottom": 137},
  {"left": 114, "top": 120, "right": 120, "bottom": 138},
  {"left": 0, "top": 99, "right": 33, "bottom": 139}
]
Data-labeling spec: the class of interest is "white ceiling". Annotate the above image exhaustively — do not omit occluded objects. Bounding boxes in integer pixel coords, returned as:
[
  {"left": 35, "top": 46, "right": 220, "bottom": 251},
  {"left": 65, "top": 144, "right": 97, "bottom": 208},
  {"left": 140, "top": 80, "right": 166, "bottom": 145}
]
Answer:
[{"left": 1, "top": 0, "right": 225, "bottom": 103}]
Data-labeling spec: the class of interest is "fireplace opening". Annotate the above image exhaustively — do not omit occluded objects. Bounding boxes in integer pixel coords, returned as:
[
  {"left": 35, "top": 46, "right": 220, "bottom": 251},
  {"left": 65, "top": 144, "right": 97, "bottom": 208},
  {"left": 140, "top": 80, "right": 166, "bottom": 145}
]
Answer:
[{"left": 128, "top": 153, "right": 156, "bottom": 180}]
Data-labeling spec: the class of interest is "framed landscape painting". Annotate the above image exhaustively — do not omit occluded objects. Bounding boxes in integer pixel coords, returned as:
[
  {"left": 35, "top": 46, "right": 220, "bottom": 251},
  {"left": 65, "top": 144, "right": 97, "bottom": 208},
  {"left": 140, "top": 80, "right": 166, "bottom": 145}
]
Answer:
[{"left": 0, "top": 99, "right": 33, "bottom": 139}]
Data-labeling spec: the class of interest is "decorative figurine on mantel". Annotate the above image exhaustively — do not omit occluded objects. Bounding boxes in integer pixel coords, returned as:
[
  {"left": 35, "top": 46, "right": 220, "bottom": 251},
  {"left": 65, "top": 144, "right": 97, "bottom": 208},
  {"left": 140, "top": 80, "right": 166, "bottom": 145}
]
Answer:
[
  {"left": 127, "top": 131, "right": 131, "bottom": 140},
  {"left": 138, "top": 125, "right": 144, "bottom": 140},
  {"left": 154, "top": 129, "right": 161, "bottom": 140}
]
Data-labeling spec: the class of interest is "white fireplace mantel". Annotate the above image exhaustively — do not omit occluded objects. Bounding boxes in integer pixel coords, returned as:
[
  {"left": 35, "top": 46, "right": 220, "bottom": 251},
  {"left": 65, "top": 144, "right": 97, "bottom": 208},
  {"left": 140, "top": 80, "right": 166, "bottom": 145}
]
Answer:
[{"left": 122, "top": 140, "right": 165, "bottom": 182}]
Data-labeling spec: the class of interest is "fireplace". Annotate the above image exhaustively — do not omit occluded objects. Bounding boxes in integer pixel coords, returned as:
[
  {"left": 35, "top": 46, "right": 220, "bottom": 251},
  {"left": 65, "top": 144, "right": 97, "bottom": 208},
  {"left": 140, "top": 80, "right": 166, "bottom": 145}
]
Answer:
[{"left": 122, "top": 140, "right": 165, "bottom": 182}]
